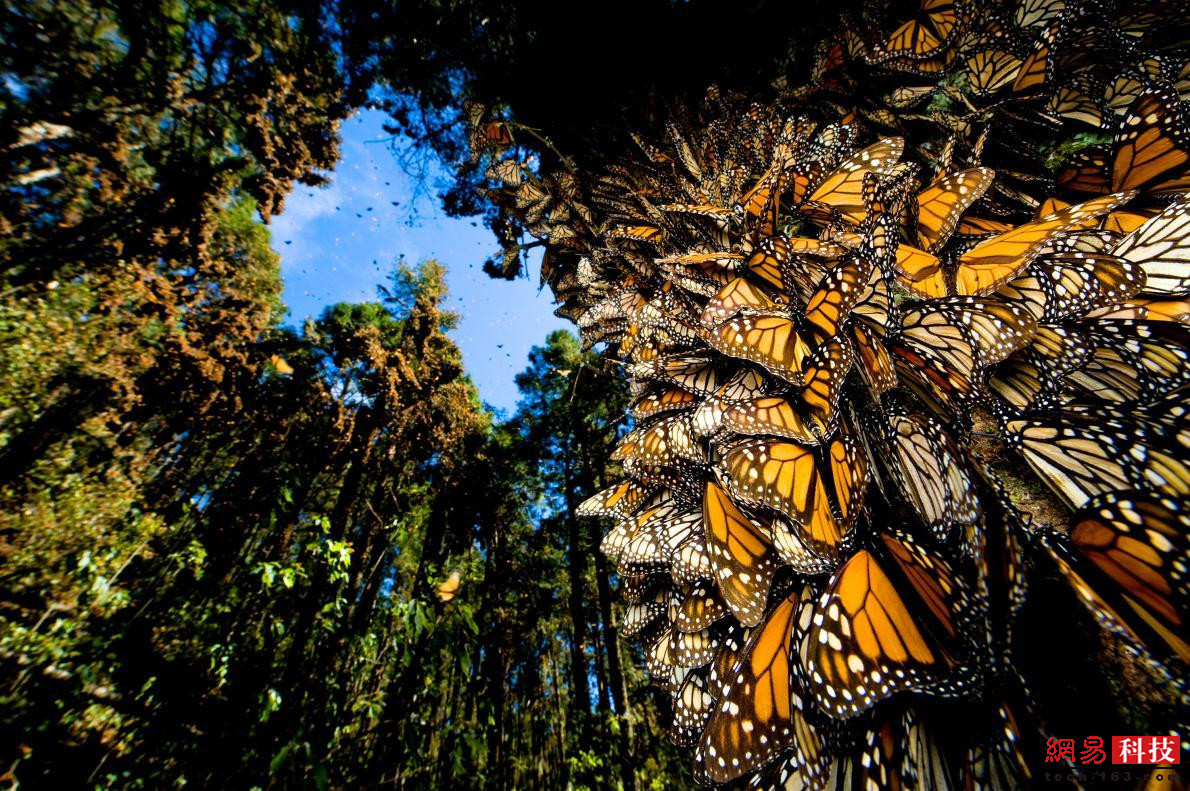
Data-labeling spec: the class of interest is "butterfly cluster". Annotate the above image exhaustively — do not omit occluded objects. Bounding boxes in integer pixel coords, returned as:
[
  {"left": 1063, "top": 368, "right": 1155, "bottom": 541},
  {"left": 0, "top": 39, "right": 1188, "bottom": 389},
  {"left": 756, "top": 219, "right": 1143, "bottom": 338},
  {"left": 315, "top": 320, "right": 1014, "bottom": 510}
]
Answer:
[{"left": 474, "top": 0, "right": 1189, "bottom": 786}]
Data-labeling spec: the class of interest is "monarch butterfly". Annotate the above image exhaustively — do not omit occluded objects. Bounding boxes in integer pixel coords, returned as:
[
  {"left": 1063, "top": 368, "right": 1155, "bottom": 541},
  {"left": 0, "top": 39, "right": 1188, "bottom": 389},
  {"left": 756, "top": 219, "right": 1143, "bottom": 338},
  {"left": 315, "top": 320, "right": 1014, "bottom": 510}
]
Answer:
[
  {"left": 803, "top": 138, "right": 906, "bottom": 226},
  {"left": 1053, "top": 319, "right": 1190, "bottom": 404},
  {"left": 1005, "top": 412, "right": 1190, "bottom": 510},
  {"left": 747, "top": 236, "right": 832, "bottom": 298},
  {"left": 948, "top": 192, "right": 1134, "bottom": 295},
  {"left": 894, "top": 242, "right": 947, "bottom": 298},
  {"left": 1086, "top": 296, "right": 1190, "bottom": 322},
  {"left": 988, "top": 357, "right": 1056, "bottom": 411},
  {"left": 1012, "top": 38, "right": 1050, "bottom": 93},
  {"left": 803, "top": 256, "right": 877, "bottom": 343},
  {"left": 620, "top": 515, "right": 667, "bottom": 568},
  {"left": 631, "top": 354, "right": 727, "bottom": 395},
  {"left": 1047, "top": 77, "right": 1104, "bottom": 127},
  {"left": 967, "top": 466, "right": 1032, "bottom": 676},
  {"left": 618, "top": 571, "right": 666, "bottom": 606},
  {"left": 1112, "top": 88, "right": 1190, "bottom": 193},
  {"left": 966, "top": 50, "right": 1023, "bottom": 95},
  {"left": 1018, "top": 250, "right": 1144, "bottom": 322},
  {"left": 878, "top": 0, "right": 957, "bottom": 62},
  {"left": 1101, "top": 209, "right": 1151, "bottom": 235},
  {"left": 608, "top": 225, "right": 666, "bottom": 244},
  {"left": 703, "top": 481, "right": 781, "bottom": 627},
  {"left": 829, "top": 708, "right": 960, "bottom": 790},
  {"left": 1043, "top": 491, "right": 1190, "bottom": 664},
  {"left": 515, "top": 179, "right": 554, "bottom": 227},
  {"left": 915, "top": 168, "right": 996, "bottom": 252},
  {"left": 659, "top": 203, "right": 739, "bottom": 222},
  {"left": 660, "top": 256, "right": 743, "bottom": 297},
  {"left": 784, "top": 236, "right": 850, "bottom": 258},
  {"left": 578, "top": 479, "right": 656, "bottom": 519},
  {"left": 485, "top": 157, "right": 524, "bottom": 186},
  {"left": 656, "top": 251, "right": 745, "bottom": 268},
  {"left": 887, "top": 85, "right": 935, "bottom": 109},
  {"left": 1059, "top": 89, "right": 1190, "bottom": 194},
  {"left": 1114, "top": 196, "right": 1190, "bottom": 295},
  {"left": 621, "top": 588, "right": 671, "bottom": 638},
  {"left": 638, "top": 500, "right": 713, "bottom": 570},
  {"left": 956, "top": 216, "right": 1014, "bottom": 237},
  {"left": 1056, "top": 150, "right": 1111, "bottom": 194},
  {"left": 717, "top": 438, "right": 845, "bottom": 560},
  {"left": 710, "top": 312, "right": 814, "bottom": 384},
  {"left": 888, "top": 413, "right": 981, "bottom": 535},
  {"left": 827, "top": 427, "right": 869, "bottom": 533},
  {"left": 646, "top": 626, "right": 680, "bottom": 682},
  {"left": 959, "top": 701, "right": 1034, "bottom": 790},
  {"left": 852, "top": 322, "right": 898, "bottom": 396},
  {"left": 715, "top": 365, "right": 774, "bottom": 402},
  {"left": 741, "top": 160, "right": 790, "bottom": 242},
  {"left": 701, "top": 277, "right": 779, "bottom": 328},
  {"left": 895, "top": 297, "right": 1036, "bottom": 411},
  {"left": 1105, "top": 66, "right": 1154, "bottom": 117},
  {"left": 701, "top": 586, "right": 822, "bottom": 783},
  {"left": 721, "top": 396, "right": 821, "bottom": 444},
  {"left": 668, "top": 623, "right": 721, "bottom": 668},
  {"left": 631, "top": 387, "right": 699, "bottom": 420},
  {"left": 1015, "top": 0, "right": 1065, "bottom": 28},
  {"left": 652, "top": 505, "right": 705, "bottom": 559},
  {"left": 612, "top": 412, "right": 700, "bottom": 470},
  {"left": 798, "top": 531, "right": 972, "bottom": 720},
  {"left": 800, "top": 335, "right": 856, "bottom": 433},
  {"left": 672, "top": 669, "right": 715, "bottom": 747},
  {"left": 676, "top": 582, "right": 730, "bottom": 633},
  {"left": 1034, "top": 196, "right": 1070, "bottom": 220},
  {"left": 673, "top": 531, "right": 714, "bottom": 585},
  {"left": 848, "top": 266, "right": 890, "bottom": 337}
]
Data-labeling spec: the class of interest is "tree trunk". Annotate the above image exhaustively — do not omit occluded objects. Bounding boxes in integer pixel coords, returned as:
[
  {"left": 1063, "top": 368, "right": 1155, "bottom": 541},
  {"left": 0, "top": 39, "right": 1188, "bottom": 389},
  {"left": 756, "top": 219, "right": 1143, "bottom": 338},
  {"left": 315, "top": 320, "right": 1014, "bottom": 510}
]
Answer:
[{"left": 562, "top": 444, "right": 592, "bottom": 740}]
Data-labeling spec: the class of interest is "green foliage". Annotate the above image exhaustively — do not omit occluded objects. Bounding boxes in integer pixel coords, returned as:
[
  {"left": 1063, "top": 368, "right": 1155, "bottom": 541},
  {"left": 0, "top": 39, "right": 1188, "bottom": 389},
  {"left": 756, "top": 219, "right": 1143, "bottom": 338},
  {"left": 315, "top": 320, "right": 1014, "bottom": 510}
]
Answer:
[
  {"left": 1045, "top": 130, "right": 1115, "bottom": 171},
  {"left": 0, "top": 2, "right": 705, "bottom": 787}
]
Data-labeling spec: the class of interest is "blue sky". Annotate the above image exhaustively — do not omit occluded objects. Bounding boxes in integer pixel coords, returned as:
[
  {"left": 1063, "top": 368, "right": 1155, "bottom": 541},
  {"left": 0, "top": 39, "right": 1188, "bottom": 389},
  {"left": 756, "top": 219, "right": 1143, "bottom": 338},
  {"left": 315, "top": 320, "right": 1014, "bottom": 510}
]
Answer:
[{"left": 269, "top": 109, "right": 569, "bottom": 413}]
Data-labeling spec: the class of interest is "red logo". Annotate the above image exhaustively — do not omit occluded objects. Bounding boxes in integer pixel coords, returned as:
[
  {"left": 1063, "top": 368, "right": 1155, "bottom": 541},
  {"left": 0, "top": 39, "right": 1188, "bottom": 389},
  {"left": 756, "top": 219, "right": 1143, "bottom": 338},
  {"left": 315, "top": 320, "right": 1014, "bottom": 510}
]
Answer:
[{"left": 1111, "top": 736, "right": 1181, "bottom": 765}]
